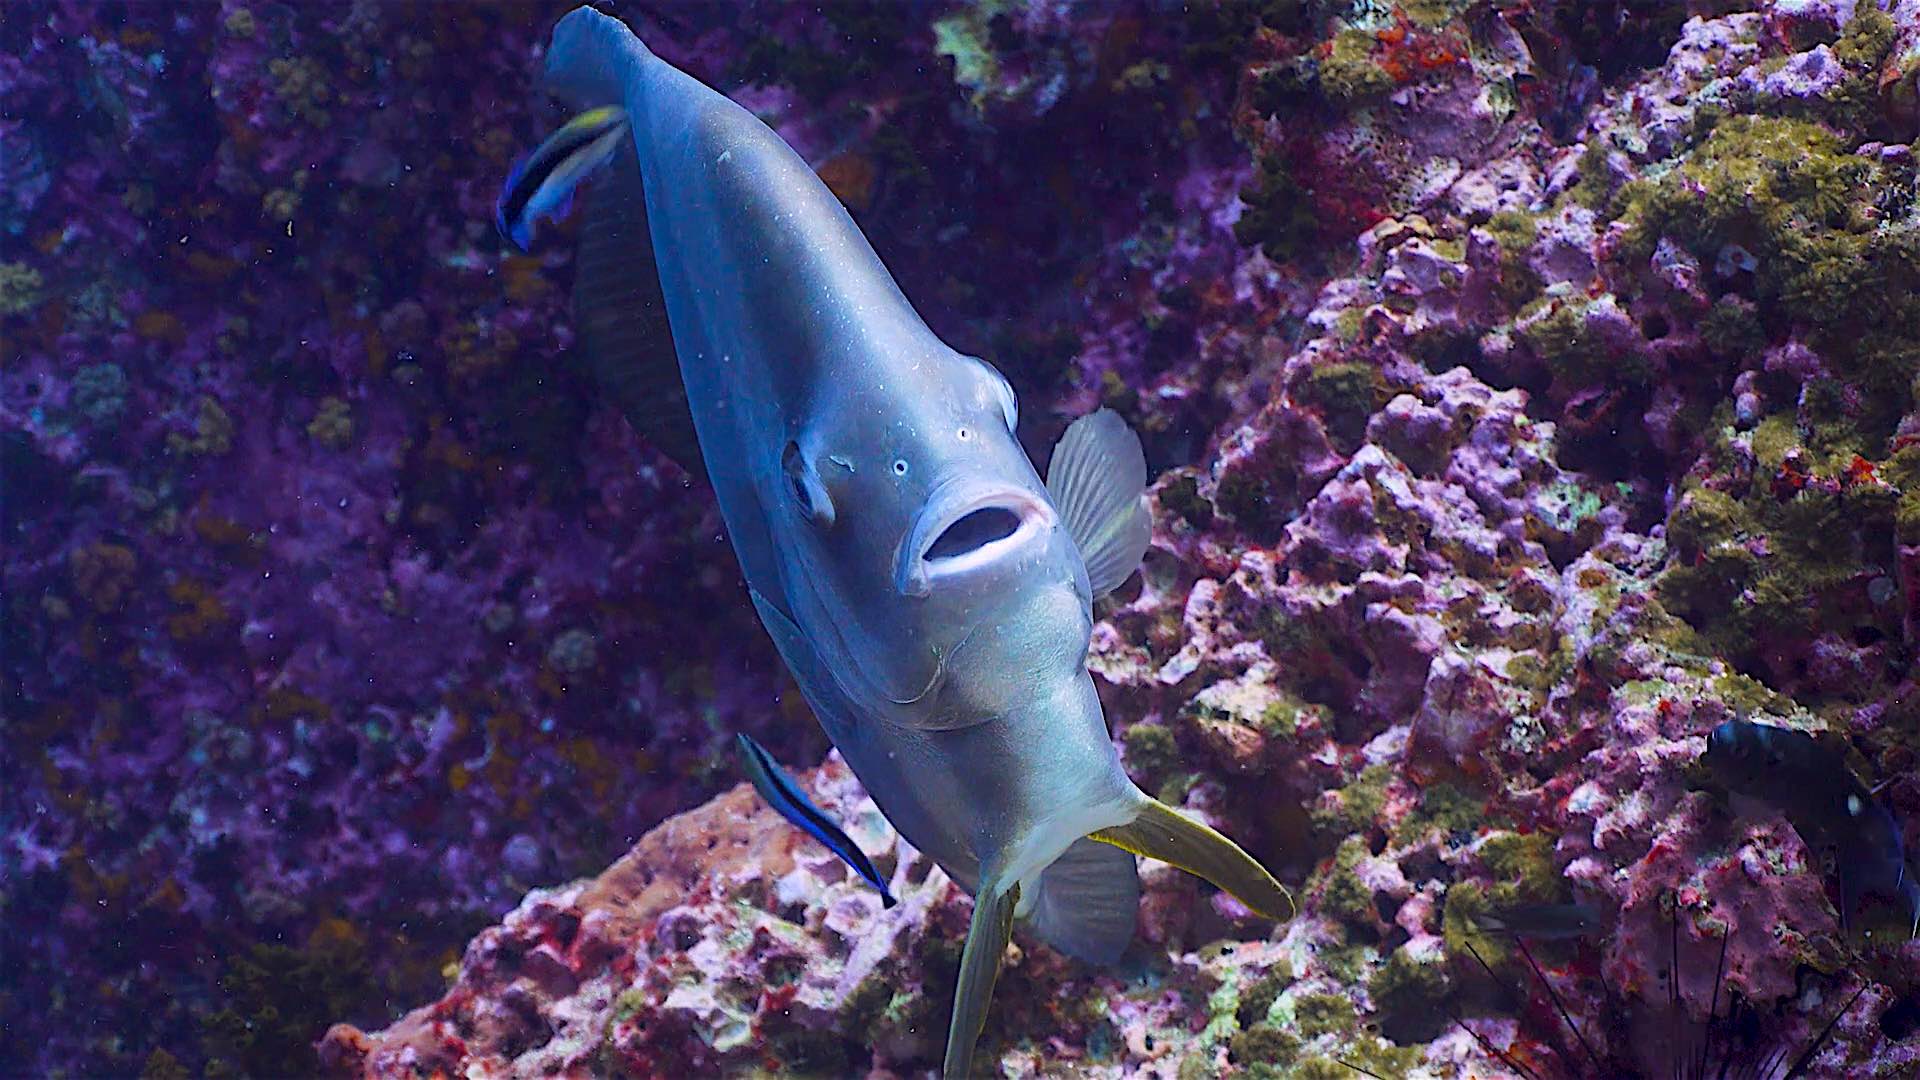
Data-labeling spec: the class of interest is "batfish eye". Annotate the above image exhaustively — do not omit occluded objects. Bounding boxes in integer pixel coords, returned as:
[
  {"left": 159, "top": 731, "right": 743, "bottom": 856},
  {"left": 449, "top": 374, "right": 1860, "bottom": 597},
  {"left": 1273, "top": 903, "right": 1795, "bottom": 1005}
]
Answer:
[
  {"left": 957, "top": 427, "right": 971, "bottom": 441},
  {"left": 892, "top": 459, "right": 909, "bottom": 476},
  {"left": 782, "top": 441, "right": 835, "bottom": 527}
]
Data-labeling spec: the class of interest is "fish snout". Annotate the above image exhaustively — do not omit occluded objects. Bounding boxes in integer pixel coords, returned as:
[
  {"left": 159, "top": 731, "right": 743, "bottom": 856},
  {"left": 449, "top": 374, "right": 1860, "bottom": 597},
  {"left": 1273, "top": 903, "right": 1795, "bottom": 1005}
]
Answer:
[{"left": 896, "top": 483, "right": 1055, "bottom": 597}]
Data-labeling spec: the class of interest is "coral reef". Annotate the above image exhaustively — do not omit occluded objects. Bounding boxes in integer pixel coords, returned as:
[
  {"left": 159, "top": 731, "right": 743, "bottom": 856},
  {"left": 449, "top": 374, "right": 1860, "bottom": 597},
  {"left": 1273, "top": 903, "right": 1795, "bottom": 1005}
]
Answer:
[{"left": 8, "top": 0, "right": 1920, "bottom": 1077}]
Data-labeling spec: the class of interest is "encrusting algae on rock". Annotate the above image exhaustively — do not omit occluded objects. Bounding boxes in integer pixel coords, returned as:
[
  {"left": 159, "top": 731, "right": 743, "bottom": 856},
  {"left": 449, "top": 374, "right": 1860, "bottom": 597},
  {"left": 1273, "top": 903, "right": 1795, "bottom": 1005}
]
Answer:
[
  {"left": 320, "top": 2, "right": 1920, "bottom": 1073},
  {"left": 8, "top": 0, "right": 1920, "bottom": 1077}
]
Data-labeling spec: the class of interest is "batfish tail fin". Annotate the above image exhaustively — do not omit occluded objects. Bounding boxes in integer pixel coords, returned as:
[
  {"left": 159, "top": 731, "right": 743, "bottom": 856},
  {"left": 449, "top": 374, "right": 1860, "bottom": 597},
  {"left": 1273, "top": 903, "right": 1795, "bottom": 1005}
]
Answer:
[
  {"left": 943, "top": 878, "right": 1019, "bottom": 1080},
  {"left": 1026, "top": 836, "right": 1139, "bottom": 965},
  {"left": 541, "top": 5, "right": 654, "bottom": 110},
  {"left": 1089, "top": 795, "right": 1294, "bottom": 922}
]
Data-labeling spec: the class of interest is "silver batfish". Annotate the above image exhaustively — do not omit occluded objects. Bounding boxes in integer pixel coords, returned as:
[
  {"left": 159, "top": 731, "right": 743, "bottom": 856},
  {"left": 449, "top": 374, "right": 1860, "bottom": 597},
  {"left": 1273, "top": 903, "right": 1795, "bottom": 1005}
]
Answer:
[{"left": 523, "top": 8, "right": 1295, "bottom": 1075}]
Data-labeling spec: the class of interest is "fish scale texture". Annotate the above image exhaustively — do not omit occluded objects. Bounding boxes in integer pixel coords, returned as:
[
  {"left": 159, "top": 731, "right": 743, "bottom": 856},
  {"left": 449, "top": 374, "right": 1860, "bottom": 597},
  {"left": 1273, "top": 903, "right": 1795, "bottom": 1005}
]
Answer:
[{"left": 5, "top": 0, "right": 1920, "bottom": 1077}]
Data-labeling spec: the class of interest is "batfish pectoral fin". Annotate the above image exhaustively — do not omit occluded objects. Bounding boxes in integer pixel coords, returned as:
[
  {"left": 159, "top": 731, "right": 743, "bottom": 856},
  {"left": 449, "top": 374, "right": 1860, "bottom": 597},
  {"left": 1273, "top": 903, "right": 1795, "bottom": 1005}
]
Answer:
[
  {"left": 1089, "top": 797, "right": 1294, "bottom": 922},
  {"left": 943, "top": 876, "right": 1020, "bottom": 1080},
  {"left": 1045, "top": 408, "right": 1151, "bottom": 599}
]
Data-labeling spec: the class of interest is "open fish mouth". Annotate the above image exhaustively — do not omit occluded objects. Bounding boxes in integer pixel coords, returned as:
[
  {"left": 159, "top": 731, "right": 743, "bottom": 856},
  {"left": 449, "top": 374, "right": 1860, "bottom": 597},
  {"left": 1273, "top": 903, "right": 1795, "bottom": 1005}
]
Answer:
[{"left": 896, "top": 481, "right": 1053, "bottom": 597}]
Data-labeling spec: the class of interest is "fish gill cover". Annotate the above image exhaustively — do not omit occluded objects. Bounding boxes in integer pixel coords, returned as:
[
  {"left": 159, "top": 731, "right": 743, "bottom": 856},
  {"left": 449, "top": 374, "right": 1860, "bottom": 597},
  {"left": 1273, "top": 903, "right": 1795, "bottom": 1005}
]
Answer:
[{"left": 2, "top": 0, "right": 1919, "bottom": 1078}]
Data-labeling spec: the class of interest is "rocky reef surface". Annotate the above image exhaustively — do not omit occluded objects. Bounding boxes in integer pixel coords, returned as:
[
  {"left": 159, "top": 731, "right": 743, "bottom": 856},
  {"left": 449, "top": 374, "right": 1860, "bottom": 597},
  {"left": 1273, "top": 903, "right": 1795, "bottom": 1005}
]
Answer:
[{"left": 6, "top": 0, "right": 1920, "bottom": 1077}]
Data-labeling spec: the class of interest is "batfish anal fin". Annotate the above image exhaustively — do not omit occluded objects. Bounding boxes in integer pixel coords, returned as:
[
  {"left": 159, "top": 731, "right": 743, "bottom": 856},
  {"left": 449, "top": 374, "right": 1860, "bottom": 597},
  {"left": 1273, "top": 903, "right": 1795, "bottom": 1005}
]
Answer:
[
  {"left": 1045, "top": 408, "right": 1151, "bottom": 599},
  {"left": 1026, "top": 836, "right": 1139, "bottom": 965},
  {"left": 943, "top": 878, "right": 1019, "bottom": 1080},
  {"left": 573, "top": 138, "right": 706, "bottom": 475},
  {"left": 734, "top": 732, "right": 897, "bottom": 908},
  {"left": 1089, "top": 797, "right": 1294, "bottom": 922}
]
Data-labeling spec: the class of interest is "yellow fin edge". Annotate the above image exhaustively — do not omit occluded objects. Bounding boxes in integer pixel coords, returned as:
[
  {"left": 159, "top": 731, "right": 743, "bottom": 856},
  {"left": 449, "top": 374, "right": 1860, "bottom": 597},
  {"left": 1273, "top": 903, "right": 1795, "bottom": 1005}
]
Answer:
[
  {"left": 941, "top": 879, "right": 1019, "bottom": 1079},
  {"left": 1089, "top": 799, "right": 1294, "bottom": 922}
]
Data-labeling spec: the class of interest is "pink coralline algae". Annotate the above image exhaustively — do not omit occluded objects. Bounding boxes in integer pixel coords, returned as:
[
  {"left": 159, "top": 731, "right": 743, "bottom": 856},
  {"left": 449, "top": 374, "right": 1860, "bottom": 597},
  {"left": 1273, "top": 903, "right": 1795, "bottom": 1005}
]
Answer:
[{"left": 9, "top": 0, "right": 1920, "bottom": 1077}]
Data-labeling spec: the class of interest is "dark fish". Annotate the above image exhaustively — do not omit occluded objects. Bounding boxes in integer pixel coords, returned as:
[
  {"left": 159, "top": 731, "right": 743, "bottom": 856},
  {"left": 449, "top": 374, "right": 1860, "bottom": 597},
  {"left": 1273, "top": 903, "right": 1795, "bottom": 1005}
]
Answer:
[
  {"left": 1702, "top": 719, "right": 1919, "bottom": 937},
  {"left": 1470, "top": 899, "right": 1605, "bottom": 941},
  {"left": 735, "top": 733, "right": 896, "bottom": 909}
]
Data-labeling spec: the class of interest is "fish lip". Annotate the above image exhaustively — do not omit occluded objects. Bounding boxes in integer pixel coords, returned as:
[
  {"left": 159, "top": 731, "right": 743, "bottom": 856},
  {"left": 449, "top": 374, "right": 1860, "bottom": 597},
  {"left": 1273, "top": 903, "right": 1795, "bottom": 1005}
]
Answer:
[{"left": 895, "top": 479, "right": 1054, "bottom": 597}]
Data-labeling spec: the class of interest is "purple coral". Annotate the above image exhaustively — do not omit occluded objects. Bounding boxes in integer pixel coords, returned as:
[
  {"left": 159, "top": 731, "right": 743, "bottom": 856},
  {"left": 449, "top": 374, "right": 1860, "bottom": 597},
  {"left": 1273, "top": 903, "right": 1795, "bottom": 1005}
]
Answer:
[{"left": 8, "top": 0, "right": 1920, "bottom": 1077}]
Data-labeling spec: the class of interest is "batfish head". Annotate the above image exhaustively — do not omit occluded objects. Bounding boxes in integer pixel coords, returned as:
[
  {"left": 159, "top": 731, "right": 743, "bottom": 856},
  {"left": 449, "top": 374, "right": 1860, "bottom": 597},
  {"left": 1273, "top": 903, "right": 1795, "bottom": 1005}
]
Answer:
[{"left": 772, "top": 345, "right": 1093, "bottom": 725}]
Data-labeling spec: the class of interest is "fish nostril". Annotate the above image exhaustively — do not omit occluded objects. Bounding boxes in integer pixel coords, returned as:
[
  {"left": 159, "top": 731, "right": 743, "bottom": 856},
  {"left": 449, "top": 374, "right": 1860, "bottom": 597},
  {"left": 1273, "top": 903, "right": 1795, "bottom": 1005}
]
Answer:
[{"left": 925, "top": 507, "right": 1021, "bottom": 562}]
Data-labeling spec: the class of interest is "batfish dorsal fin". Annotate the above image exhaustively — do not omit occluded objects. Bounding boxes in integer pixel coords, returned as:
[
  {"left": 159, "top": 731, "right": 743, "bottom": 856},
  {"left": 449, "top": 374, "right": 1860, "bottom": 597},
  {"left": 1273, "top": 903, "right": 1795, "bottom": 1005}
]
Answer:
[
  {"left": 1045, "top": 408, "right": 1150, "bottom": 599},
  {"left": 573, "top": 138, "right": 706, "bottom": 475}
]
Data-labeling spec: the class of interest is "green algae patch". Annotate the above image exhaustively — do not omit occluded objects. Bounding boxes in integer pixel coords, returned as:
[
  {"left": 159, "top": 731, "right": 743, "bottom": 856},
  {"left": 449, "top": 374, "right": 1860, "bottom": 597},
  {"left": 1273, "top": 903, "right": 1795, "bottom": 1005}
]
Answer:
[
  {"left": 1714, "top": 673, "right": 1795, "bottom": 718},
  {"left": 1227, "top": 1024, "right": 1301, "bottom": 1076},
  {"left": 1257, "top": 696, "right": 1310, "bottom": 739},
  {"left": 1700, "top": 295, "right": 1765, "bottom": 356},
  {"left": 1480, "top": 831, "right": 1561, "bottom": 903},
  {"left": 1294, "top": 991, "right": 1359, "bottom": 1038},
  {"left": 1316, "top": 835, "right": 1378, "bottom": 928},
  {"left": 0, "top": 262, "right": 44, "bottom": 316},
  {"left": 1333, "top": 305, "right": 1368, "bottom": 342},
  {"left": 1159, "top": 471, "right": 1216, "bottom": 530},
  {"left": 1566, "top": 141, "right": 1621, "bottom": 212},
  {"left": 1665, "top": 488, "right": 1744, "bottom": 557},
  {"left": 1300, "top": 361, "right": 1386, "bottom": 449},
  {"left": 167, "top": 396, "right": 236, "bottom": 457},
  {"left": 1321, "top": 940, "right": 1374, "bottom": 984},
  {"left": 201, "top": 919, "right": 378, "bottom": 1077},
  {"left": 1369, "top": 946, "right": 1451, "bottom": 1043},
  {"left": 1236, "top": 156, "right": 1327, "bottom": 262},
  {"left": 1505, "top": 645, "right": 1574, "bottom": 697},
  {"left": 1617, "top": 113, "right": 1920, "bottom": 445},
  {"left": 1517, "top": 294, "right": 1650, "bottom": 386},
  {"left": 140, "top": 1049, "right": 191, "bottom": 1080},
  {"left": 1321, "top": 29, "right": 1396, "bottom": 103},
  {"left": 1340, "top": 1033, "right": 1423, "bottom": 1077},
  {"left": 1236, "top": 960, "right": 1297, "bottom": 1028},
  {"left": 1123, "top": 721, "right": 1183, "bottom": 782},
  {"left": 1442, "top": 880, "right": 1498, "bottom": 965},
  {"left": 306, "top": 396, "right": 354, "bottom": 450},
  {"left": 1480, "top": 210, "right": 1543, "bottom": 308},
  {"left": 1394, "top": 781, "right": 1491, "bottom": 846},
  {"left": 1442, "top": 831, "right": 1569, "bottom": 971},
  {"left": 933, "top": 8, "right": 1001, "bottom": 106},
  {"left": 1817, "top": 9, "right": 1900, "bottom": 129},
  {"left": 1482, "top": 210, "right": 1536, "bottom": 257},
  {"left": 1311, "top": 764, "right": 1395, "bottom": 839}
]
